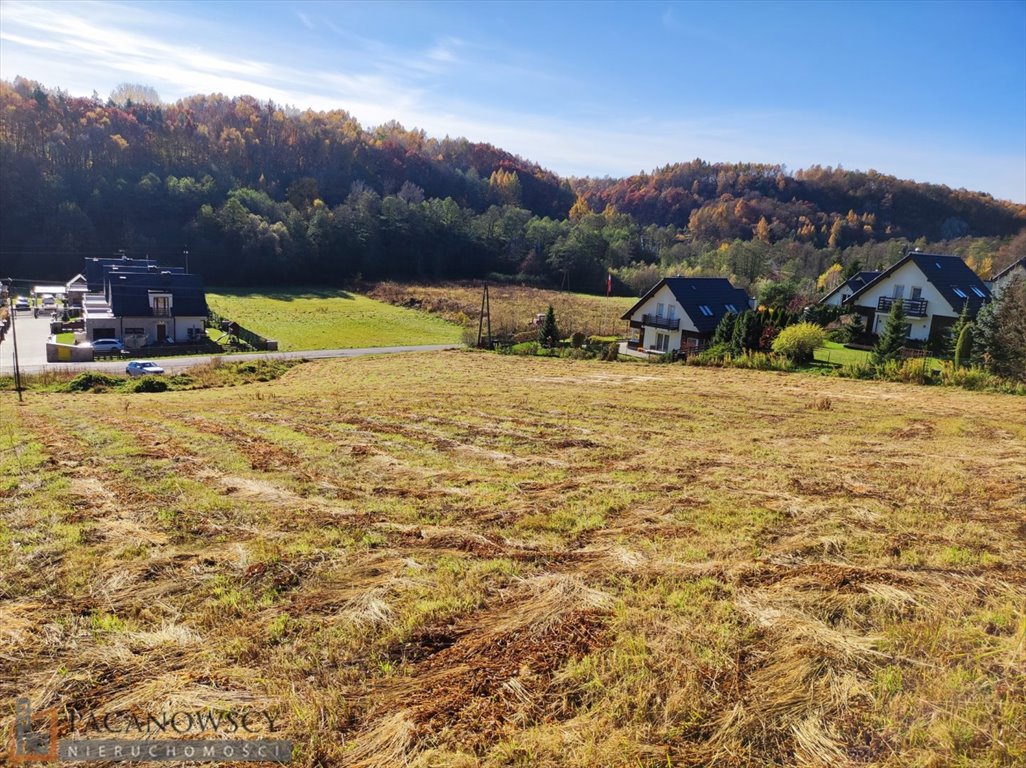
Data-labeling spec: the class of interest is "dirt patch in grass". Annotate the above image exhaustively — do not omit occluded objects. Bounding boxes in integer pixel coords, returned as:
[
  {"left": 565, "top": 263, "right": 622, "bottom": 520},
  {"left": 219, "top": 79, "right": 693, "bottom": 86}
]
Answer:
[{"left": 350, "top": 575, "right": 612, "bottom": 761}]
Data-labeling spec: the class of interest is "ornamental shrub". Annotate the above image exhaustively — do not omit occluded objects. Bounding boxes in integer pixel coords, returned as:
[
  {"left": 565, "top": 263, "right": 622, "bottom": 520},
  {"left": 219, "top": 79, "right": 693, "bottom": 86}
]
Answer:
[{"left": 770, "top": 322, "right": 825, "bottom": 363}]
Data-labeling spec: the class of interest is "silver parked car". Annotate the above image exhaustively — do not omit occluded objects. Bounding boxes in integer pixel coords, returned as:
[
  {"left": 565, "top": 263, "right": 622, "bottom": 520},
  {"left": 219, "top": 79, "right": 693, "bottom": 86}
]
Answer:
[{"left": 126, "top": 361, "right": 165, "bottom": 376}]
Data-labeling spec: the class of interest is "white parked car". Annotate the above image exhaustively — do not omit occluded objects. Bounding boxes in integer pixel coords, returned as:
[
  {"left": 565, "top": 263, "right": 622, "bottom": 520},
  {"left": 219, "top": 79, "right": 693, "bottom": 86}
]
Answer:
[
  {"left": 14, "top": 297, "right": 30, "bottom": 311},
  {"left": 126, "top": 361, "right": 165, "bottom": 376},
  {"left": 86, "top": 338, "right": 125, "bottom": 352}
]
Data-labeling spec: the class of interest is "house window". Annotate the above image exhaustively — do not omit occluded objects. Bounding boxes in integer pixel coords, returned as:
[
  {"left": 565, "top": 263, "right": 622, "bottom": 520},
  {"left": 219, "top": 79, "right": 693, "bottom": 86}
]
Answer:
[
  {"left": 971, "top": 287, "right": 986, "bottom": 297},
  {"left": 667, "top": 304, "right": 677, "bottom": 320},
  {"left": 656, "top": 302, "right": 665, "bottom": 318},
  {"left": 698, "top": 305, "right": 713, "bottom": 316},
  {"left": 892, "top": 285, "right": 905, "bottom": 299},
  {"left": 724, "top": 303, "right": 738, "bottom": 313},
  {"left": 952, "top": 287, "right": 967, "bottom": 299},
  {"left": 655, "top": 333, "right": 670, "bottom": 352},
  {"left": 911, "top": 287, "right": 922, "bottom": 299}
]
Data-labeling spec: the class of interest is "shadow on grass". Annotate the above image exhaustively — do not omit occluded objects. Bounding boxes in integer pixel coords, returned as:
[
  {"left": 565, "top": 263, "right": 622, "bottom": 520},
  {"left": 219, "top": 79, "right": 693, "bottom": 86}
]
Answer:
[{"left": 209, "top": 286, "right": 355, "bottom": 301}]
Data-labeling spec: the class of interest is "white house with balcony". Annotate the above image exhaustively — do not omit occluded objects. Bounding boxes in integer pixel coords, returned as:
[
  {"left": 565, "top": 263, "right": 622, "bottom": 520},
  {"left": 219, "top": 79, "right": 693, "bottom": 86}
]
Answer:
[
  {"left": 80, "top": 257, "right": 208, "bottom": 348},
  {"left": 621, "top": 277, "right": 752, "bottom": 353},
  {"left": 842, "top": 251, "right": 990, "bottom": 343}
]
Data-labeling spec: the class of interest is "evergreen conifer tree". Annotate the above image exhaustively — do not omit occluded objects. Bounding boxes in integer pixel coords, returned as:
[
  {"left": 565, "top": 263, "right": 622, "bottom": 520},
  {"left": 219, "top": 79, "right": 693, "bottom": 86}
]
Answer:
[
  {"left": 538, "top": 305, "right": 559, "bottom": 348},
  {"left": 871, "top": 299, "right": 908, "bottom": 366},
  {"left": 990, "top": 276, "right": 1026, "bottom": 381},
  {"left": 712, "top": 312, "right": 737, "bottom": 347},
  {"left": 731, "top": 311, "right": 759, "bottom": 356},
  {"left": 953, "top": 323, "right": 973, "bottom": 368},
  {"left": 947, "top": 302, "right": 971, "bottom": 358}
]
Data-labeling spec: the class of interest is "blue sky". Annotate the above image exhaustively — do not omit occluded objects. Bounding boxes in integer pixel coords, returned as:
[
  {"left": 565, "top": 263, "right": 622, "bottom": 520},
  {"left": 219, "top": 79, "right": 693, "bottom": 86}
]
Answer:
[{"left": 2, "top": 0, "right": 1024, "bottom": 201}]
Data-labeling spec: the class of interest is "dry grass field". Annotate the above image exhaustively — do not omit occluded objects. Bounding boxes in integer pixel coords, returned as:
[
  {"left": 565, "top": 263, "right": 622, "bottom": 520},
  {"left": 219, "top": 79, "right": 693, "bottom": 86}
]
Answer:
[
  {"left": 368, "top": 282, "right": 635, "bottom": 337},
  {"left": 2, "top": 352, "right": 1024, "bottom": 767}
]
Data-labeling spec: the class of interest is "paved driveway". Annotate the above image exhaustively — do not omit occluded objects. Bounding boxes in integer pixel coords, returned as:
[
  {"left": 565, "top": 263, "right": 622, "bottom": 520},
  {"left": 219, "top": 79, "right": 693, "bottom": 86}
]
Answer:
[{"left": 0, "top": 311, "right": 54, "bottom": 374}]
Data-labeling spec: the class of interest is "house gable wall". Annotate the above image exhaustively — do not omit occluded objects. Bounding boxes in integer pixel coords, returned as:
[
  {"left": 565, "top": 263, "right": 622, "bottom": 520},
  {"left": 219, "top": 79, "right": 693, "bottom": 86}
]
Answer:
[
  {"left": 851, "top": 262, "right": 958, "bottom": 341},
  {"left": 628, "top": 284, "right": 699, "bottom": 350}
]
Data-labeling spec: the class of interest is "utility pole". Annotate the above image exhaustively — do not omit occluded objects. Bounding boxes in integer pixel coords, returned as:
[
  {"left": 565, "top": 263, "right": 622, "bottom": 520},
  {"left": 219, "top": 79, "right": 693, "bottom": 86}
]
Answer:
[
  {"left": 476, "top": 284, "right": 492, "bottom": 349},
  {"left": 5, "top": 281, "right": 23, "bottom": 402}
]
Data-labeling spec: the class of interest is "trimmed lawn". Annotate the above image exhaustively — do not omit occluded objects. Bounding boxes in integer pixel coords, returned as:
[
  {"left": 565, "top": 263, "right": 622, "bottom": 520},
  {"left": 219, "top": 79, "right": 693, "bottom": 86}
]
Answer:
[
  {"left": 206, "top": 288, "right": 463, "bottom": 351},
  {"left": 815, "top": 340, "right": 947, "bottom": 369},
  {"left": 814, "top": 340, "right": 871, "bottom": 366}
]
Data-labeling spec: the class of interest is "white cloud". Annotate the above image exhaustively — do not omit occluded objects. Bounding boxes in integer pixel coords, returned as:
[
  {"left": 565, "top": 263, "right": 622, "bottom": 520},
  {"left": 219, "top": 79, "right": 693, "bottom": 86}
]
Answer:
[{"left": 0, "top": 0, "right": 1021, "bottom": 202}]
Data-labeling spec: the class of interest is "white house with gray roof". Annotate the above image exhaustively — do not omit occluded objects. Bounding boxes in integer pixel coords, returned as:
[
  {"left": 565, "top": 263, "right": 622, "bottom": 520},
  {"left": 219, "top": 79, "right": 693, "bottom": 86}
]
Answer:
[{"left": 842, "top": 252, "right": 991, "bottom": 342}]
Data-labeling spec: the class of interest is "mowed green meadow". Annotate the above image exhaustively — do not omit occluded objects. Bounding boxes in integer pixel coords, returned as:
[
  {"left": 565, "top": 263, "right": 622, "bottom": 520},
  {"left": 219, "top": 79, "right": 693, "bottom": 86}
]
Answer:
[{"left": 206, "top": 288, "right": 463, "bottom": 351}]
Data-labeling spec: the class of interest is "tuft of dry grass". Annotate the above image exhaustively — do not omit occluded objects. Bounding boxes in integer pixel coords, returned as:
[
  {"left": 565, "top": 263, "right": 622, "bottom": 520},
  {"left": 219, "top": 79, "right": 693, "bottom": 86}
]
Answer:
[{"left": 1, "top": 352, "right": 1024, "bottom": 766}]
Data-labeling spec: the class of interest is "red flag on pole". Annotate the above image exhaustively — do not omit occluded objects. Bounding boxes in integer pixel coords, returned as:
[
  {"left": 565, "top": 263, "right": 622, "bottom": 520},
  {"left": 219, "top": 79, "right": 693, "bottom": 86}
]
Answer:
[{"left": 606, "top": 273, "right": 612, "bottom": 297}]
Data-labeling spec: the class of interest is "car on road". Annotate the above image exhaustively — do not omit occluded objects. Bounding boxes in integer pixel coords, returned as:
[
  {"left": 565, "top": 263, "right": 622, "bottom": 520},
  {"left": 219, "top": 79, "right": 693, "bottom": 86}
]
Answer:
[
  {"left": 41, "top": 295, "right": 56, "bottom": 308},
  {"left": 126, "top": 360, "right": 165, "bottom": 376},
  {"left": 85, "top": 338, "right": 125, "bottom": 353},
  {"left": 14, "top": 297, "right": 30, "bottom": 311}
]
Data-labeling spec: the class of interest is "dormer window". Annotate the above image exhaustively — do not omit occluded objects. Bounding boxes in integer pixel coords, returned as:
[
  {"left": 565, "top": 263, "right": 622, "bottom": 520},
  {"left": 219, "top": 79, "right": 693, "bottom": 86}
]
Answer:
[
  {"left": 952, "top": 287, "right": 967, "bottom": 299},
  {"left": 150, "top": 292, "right": 172, "bottom": 317}
]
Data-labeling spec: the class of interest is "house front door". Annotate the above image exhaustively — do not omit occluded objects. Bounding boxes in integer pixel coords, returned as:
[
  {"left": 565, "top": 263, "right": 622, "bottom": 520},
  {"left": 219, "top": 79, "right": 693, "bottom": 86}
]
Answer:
[{"left": 156, "top": 323, "right": 167, "bottom": 343}]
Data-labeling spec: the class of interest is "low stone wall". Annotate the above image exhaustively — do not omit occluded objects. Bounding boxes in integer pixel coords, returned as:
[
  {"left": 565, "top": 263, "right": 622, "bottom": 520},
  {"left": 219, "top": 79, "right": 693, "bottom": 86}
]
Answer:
[{"left": 46, "top": 342, "right": 94, "bottom": 363}]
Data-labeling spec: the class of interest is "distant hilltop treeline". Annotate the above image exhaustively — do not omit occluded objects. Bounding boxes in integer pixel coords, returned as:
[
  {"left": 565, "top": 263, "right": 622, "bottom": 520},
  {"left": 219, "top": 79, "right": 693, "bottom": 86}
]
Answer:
[{"left": 1, "top": 78, "right": 1023, "bottom": 290}]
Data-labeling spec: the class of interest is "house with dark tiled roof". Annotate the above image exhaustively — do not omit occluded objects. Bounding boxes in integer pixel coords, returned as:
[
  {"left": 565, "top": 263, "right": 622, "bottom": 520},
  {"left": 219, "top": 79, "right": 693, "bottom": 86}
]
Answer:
[
  {"left": 842, "top": 252, "right": 990, "bottom": 342},
  {"left": 621, "top": 277, "right": 753, "bottom": 353},
  {"left": 818, "top": 271, "right": 881, "bottom": 307},
  {"left": 988, "top": 256, "right": 1026, "bottom": 298},
  {"left": 81, "top": 258, "right": 207, "bottom": 348}
]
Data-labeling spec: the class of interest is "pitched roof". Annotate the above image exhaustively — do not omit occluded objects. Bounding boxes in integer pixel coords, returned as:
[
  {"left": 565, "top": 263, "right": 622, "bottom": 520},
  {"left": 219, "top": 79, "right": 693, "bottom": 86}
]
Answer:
[
  {"left": 107, "top": 272, "right": 208, "bottom": 317},
  {"left": 621, "top": 277, "right": 752, "bottom": 334},
  {"left": 991, "top": 256, "right": 1026, "bottom": 282},
  {"left": 844, "top": 252, "right": 991, "bottom": 315},
  {"left": 818, "top": 270, "right": 881, "bottom": 304},
  {"left": 84, "top": 256, "right": 160, "bottom": 290}
]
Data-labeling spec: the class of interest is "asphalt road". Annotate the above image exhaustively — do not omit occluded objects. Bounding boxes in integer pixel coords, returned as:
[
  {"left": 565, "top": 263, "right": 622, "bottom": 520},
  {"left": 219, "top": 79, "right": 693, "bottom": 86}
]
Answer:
[
  {"left": 1, "top": 337, "right": 461, "bottom": 376},
  {"left": 0, "top": 311, "right": 54, "bottom": 373}
]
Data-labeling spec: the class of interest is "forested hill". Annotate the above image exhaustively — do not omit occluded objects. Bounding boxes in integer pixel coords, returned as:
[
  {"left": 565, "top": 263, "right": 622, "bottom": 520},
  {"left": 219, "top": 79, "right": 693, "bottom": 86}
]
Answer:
[
  {"left": 572, "top": 162, "right": 1025, "bottom": 243},
  {"left": 1, "top": 78, "right": 1023, "bottom": 288}
]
